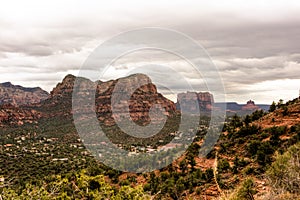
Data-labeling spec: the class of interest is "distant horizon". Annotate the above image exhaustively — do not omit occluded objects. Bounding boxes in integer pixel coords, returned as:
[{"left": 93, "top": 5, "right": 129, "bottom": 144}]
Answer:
[
  {"left": 1, "top": 1, "right": 299, "bottom": 105},
  {"left": 2, "top": 73, "right": 297, "bottom": 105}
]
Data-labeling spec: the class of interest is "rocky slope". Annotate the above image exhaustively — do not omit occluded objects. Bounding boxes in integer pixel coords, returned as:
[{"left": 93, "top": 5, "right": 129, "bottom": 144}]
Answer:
[
  {"left": 142, "top": 97, "right": 300, "bottom": 199},
  {"left": 0, "top": 82, "right": 49, "bottom": 106},
  {"left": 210, "top": 97, "right": 300, "bottom": 199},
  {"left": 254, "top": 98, "right": 300, "bottom": 129}
]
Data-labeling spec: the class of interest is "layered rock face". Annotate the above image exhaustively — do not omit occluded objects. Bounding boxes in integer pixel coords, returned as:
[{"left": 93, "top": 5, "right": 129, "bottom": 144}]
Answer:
[
  {"left": 0, "top": 74, "right": 176, "bottom": 127},
  {"left": 0, "top": 104, "right": 42, "bottom": 127},
  {"left": 50, "top": 74, "right": 78, "bottom": 98},
  {"left": 0, "top": 82, "right": 49, "bottom": 106},
  {"left": 46, "top": 74, "right": 176, "bottom": 126},
  {"left": 176, "top": 92, "right": 214, "bottom": 113},
  {"left": 95, "top": 74, "right": 176, "bottom": 125},
  {"left": 39, "top": 74, "right": 78, "bottom": 117}
]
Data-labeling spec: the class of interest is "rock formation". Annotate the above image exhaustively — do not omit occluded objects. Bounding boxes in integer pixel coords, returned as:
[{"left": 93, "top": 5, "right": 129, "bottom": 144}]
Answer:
[
  {"left": 44, "top": 74, "right": 176, "bottom": 126},
  {"left": 176, "top": 91, "right": 214, "bottom": 113}
]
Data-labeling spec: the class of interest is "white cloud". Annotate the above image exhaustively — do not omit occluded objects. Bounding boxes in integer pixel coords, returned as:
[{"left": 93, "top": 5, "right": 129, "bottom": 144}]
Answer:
[{"left": 0, "top": 0, "right": 300, "bottom": 103}]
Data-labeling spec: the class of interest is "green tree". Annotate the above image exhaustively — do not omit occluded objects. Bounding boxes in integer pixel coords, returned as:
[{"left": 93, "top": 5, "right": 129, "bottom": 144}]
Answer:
[
  {"left": 277, "top": 99, "right": 284, "bottom": 108},
  {"left": 269, "top": 101, "right": 276, "bottom": 112},
  {"left": 179, "top": 160, "right": 188, "bottom": 174},
  {"left": 244, "top": 115, "right": 251, "bottom": 126},
  {"left": 231, "top": 114, "right": 243, "bottom": 129},
  {"left": 282, "top": 105, "right": 288, "bottom": 116}
]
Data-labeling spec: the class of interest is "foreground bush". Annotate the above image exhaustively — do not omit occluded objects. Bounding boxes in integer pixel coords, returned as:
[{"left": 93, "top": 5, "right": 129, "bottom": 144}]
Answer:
[
  {"left": 0, "top": 170, "right": 150, "bottom": 200},
  {"left": 214, "top": 178, "right": 256, "bottom": 200},
  {"left": 266, "top": 142, "right": 300, "bottom": 195}
]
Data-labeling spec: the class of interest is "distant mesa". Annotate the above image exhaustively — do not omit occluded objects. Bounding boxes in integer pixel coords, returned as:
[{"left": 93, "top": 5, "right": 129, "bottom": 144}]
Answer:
[
  {"left": 214, "top": 100, "right": 270, "bottom": 115},
  {"left": 0, "top": 81, "right": 49, "bottom": 106},
  {"left": 175, "top": 92, "right": 269, "bottom": 115},
  {"left": 241, "top": 100, "right": 260, "bottom": 111}
]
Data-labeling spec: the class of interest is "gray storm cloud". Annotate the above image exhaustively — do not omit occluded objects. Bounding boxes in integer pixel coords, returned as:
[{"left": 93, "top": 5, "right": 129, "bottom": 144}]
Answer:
[{"left": 0, "top": 0, "right": 299, "bottom": 103}]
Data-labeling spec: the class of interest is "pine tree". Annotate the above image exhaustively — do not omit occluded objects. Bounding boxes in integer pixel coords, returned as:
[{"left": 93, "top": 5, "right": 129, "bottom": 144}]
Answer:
[{"left": 269, "top": 101, "right": 276, "bottom": 112}]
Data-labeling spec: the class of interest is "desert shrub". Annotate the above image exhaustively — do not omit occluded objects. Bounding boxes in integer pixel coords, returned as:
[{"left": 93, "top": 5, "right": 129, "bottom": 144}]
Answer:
[
  {"left": 234, "top": 125, "right": 260, "bottom": 138},
  {"left": 218, "top": 159, "right": 231, "bottom": 173},
  {"left": 120, "top": 179, "right": 130, "bottom": 186},
  {"left": 243, "top": 166, "right": 255, "bottom": 175},
  {"left": 0, "top": 170, "right": 150, "bottom": 200},
  {"left": 234, "top": 179, "right": 256, "bottom": 200},
  {"left": 196, "top": 187, "right": 202, "bottom": 195},
  {"left": 266, "top": 142, "right": 300, "bottom": 195},
  {"left": 247, "top": 140, "right": 261, "bottom": 156},
  {"left": 269, "top": 101, "right": 276, "bottom": 112},
  {"left": 230, "top": 114, "right": 243, "bottom": 129},
  {"left": 289, "top": 124, "right": 300, "bottom": 134},
  {"left": 258, "top": 191, "right": 299, "bottom": 200},
  {"left": 256, "top": 142, "right": 275, "bottom": 166},
  {"left": 250, "top": 109, "right": 265, "bottom": 121},
  {"left": 205, "top": 168, "right": 214, "bottom": 181},
  {"left": 290, "top": 125, "right": 297, "bottom": 133},
  {"left": 260, "top": 132, "right": 269, "bottom": 139},
  {"left": 282, "top": 106, "right": 288, "bottom": 116},
  {"left": 232, "top": 156, "right": 248, "bottom": 174}
]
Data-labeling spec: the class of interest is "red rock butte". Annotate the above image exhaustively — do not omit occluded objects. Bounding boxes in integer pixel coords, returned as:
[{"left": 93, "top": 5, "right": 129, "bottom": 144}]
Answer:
[{"left": 241, "top": 100, "right": 260, "bottom": 111}]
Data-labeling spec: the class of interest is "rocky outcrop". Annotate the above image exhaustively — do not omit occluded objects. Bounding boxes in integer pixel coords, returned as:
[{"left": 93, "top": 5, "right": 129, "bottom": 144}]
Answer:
[
  {"left": 176, "top": 92, "right": 214, "bottom": 113},
  {"left": 50, "top": 74, "right": 77, "bottom": 98},
  {"left": 0, "top": 82, "right": 49, "bottom": 106}
]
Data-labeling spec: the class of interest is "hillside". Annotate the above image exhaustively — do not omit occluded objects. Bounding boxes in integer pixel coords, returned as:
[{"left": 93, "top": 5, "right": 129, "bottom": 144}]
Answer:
[
  {"left": 137, "top": 97, "right": 300, "bottom": 199},
  {"left": 0, "top": 75, "right": 300, "bottom": 199},
  {"left": 212, "top": 98, "right": 300, "bottom": 199}
]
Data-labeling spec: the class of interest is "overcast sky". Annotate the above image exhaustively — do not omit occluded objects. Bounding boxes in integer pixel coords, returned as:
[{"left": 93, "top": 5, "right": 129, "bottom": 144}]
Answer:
[{"left": 0, "top": 0, "right": 300, "bottom": 104}]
